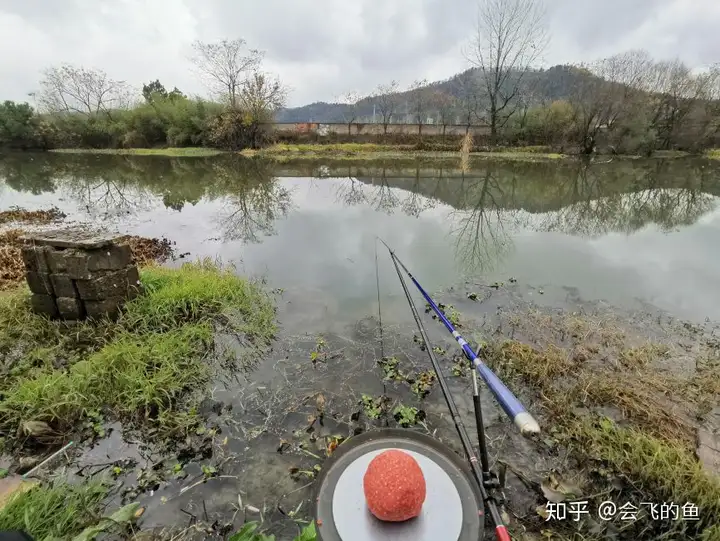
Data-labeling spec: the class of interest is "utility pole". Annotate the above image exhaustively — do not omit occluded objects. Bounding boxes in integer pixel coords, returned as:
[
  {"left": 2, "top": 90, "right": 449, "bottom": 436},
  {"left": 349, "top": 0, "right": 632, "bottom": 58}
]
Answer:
[{"left": 373, "top": 104, "right": 376, "bottom": 123}]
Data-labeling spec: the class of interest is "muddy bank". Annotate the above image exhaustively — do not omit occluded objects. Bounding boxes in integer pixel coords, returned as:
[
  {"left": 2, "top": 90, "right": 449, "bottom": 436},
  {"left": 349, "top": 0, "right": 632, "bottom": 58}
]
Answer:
[{"left": 10, "top": 280, "right": 711, "bottom": 541}]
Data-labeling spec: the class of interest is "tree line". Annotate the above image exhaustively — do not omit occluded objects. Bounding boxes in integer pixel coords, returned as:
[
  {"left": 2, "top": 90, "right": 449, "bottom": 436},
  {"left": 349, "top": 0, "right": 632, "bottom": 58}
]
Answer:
[
  {"left": 0, "top": 39, "right": 287, "bottom": 151},
  {"left": 337, "top": 0, "right": 720, "bottom": 154},
  {"left": 1, "top": 0, "right": 719, "bottom": 155}
]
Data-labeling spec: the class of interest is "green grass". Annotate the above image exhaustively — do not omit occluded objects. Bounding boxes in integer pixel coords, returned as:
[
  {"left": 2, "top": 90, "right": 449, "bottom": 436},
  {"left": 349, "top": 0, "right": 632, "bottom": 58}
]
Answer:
[
  {"left": 49, "top": 147, "right": 223, "bottom": 157},
  {"left": 259, "top": 143, "right": 404, "bottom": 153},
  {"left": 0, "top": 260, "right": 276, "bottom": 440},
  {"left": 0, "top": 480, "right": 108, "bottom": 539},
  {"left": 0, "top": 480, "right": 142, "bottom": 541},
  {"left": 570, "top": 418, "right": 720, "bottom": 537},
  {"left": 244, "top": 142, "right": 567, "bottom": 162},
  {"left": 707, "top": 149, "right": 720, "bottom": 160}
]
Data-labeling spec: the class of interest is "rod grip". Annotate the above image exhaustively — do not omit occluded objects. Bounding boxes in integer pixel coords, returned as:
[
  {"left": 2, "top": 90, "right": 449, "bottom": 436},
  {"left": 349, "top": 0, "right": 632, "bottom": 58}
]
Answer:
[{"left": 474, "top": 361, "right": 540, "bottom": 436}]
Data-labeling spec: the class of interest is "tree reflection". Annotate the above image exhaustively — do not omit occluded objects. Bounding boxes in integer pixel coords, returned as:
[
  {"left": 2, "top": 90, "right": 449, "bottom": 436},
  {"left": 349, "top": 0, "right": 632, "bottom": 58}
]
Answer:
[
  {"left": 3, "top": 154, "right": 720, "bottom": 262},
  {"left": 210, "top": 157, "right": 294, "bottom": 243},
  {"left": 539, "top": 161, "right": 718, "bottom": 236},
  {"left": 447, "top": 170, "right": 518, "bottom": 273},
  {"left": 333, "top": 167, "right": 440, "bottom": 217}
]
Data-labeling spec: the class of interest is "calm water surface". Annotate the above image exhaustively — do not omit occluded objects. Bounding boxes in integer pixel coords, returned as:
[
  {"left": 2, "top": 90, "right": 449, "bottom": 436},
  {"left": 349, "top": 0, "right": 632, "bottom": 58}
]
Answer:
[{"left": 2, "top": 153, "right": 720, "bottom": 323}]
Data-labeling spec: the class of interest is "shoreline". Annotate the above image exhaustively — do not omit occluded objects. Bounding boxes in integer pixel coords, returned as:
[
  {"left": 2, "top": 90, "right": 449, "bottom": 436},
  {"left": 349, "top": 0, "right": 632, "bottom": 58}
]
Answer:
[{"left": 39, "top": 144, "right": 720, "bottom": 162}]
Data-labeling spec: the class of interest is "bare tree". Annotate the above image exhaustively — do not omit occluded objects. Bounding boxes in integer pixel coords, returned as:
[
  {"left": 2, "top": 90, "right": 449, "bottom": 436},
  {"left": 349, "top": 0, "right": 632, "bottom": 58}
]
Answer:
[
  {"left": 237, "top": 71, "right": 288, "bottom": 148},
  {"left": 468, "top": 0, "right": 549, "bottom": 143},
  {"left": 240, "top": 71, "right": 288, "bottom": 122},
  {"left": 430, "top": 90, "right": 456, "bottom": 141},
  {"left": 568, "top": 50, "right": 654, "bottom": 154},
  {"left": 457, "top": 73, "right": 482, "bottom": 134},
  {"left": 374, "top": 81, "right": 400, "bottom": 134},
  {"left": 338, "top": 91, "right": 363, "bottom": 134},
  {"left": 643, "top": 59, "right": 717, "bottom": 149},
  {"left": 190, "top": 39, "right": 263, "bottom": 109},
  {"left": 37, "top": 64, "right": 130, "bottom": 117},
  {"left": 408, "top": 79, "right": 430, "bottom": 136}
]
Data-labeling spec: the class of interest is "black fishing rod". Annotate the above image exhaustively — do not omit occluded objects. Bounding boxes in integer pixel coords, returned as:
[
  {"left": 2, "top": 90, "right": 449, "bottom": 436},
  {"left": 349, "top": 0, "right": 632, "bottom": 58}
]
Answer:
[{"left": 381, "top": 245, "right": 507, "bottom": 540}]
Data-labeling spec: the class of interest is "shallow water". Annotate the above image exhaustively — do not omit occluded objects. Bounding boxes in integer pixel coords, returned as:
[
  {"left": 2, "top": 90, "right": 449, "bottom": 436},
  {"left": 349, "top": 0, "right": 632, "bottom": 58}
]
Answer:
[{"left": 2, "top": 153, "right": 720, "bottom": 538}]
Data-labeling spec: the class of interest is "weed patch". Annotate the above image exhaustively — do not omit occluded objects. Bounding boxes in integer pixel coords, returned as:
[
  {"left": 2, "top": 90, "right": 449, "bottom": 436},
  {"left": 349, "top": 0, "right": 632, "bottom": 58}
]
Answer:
[{"left": 0, "top": 207, "right": 66, "bottom": 226}]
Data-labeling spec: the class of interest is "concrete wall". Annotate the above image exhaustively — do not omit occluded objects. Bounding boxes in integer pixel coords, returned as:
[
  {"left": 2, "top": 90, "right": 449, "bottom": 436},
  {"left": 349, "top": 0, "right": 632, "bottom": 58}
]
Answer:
[{"left": 269, "top": 122, "right": 491, "bottom": 137}]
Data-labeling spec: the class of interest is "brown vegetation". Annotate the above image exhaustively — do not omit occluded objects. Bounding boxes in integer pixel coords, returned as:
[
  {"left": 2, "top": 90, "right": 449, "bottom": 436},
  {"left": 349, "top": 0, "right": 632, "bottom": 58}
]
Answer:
[{"left": 479, "top": 307, "right": 720, "bottom": 539}]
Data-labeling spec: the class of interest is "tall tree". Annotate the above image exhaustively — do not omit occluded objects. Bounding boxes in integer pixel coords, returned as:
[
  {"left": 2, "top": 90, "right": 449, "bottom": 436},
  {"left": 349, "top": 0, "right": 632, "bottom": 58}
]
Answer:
[
  {"left": 374, "top": 81, "right": 400, "bottom": 134},
  {"left": 643, "top": 59, "right": 717, "bottom": 149},
  {"left": 37, "top": 64, "right": 130, "bottom": 117},
  {"left": 142, "top": 80, "right": 168, "bottom": 103},
  {"left": 469, "top": 0, "right": 549, "bottom": 143},
  {"left": 190, "top": 38, "right": 263, "bottom": 108},
  {"left": 569, "top": 50, "right": 654, "bottom": 153}
]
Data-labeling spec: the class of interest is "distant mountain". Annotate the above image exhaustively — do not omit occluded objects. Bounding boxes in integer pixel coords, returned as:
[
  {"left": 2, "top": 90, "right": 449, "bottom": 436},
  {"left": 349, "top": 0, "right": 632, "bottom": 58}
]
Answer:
[{"left": 275, "top": 65, "right": 596, "bottom": 124}]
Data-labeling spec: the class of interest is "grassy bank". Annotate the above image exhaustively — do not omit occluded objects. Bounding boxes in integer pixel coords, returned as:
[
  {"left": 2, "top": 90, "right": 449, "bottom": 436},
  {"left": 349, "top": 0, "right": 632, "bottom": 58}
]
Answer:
[
  {"left": 49, "top": 147, "right": 224, "bottom": 157},
  {"left": 476, "top": 308, "right": 720, "bottom": 540},
  {"left": 0, "top": 260, "right": 276, "bottom": 447},
  {"left": 241, "top": 143, "right": 567, "bottom": 162}
]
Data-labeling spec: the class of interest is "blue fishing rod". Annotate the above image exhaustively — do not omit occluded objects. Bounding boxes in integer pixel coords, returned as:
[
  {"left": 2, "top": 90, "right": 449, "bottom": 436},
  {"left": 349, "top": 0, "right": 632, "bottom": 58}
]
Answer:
[{"left": 378, "top": 238, "right": 540, "bottom": 436}]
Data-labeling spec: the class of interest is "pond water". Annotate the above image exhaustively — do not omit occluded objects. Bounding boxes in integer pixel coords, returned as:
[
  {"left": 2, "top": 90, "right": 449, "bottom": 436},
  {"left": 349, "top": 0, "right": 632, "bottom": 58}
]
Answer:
[
  {"left": 2, "top": 153, "right": 720, "bottom": 538},
  {"left": 2, "top": 153, "right": 720, "bottom": 324}
]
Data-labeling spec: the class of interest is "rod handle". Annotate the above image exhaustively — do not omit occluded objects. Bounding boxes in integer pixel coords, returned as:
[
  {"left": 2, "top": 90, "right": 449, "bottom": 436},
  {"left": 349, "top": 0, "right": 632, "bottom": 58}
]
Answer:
[{"left": 474, "top": 361, "right": 540, "bottom": 436}]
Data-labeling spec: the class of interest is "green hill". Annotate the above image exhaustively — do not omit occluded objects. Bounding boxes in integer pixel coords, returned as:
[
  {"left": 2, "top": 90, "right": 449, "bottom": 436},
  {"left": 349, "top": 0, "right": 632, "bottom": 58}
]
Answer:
[{"left": 275, "top": 65, "right": 594, "bottom": 124}]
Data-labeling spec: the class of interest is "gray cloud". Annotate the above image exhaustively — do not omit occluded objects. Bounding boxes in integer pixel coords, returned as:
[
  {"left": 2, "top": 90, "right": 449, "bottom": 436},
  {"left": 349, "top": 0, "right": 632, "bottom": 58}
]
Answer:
[{"left": 0, "top": 0, "right": 717, "bottom": 108}]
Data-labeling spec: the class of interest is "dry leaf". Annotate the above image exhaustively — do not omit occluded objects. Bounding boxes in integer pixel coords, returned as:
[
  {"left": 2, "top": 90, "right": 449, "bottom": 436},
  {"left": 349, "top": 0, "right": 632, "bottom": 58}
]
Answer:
[
  {"left": 536, "top": 504, "right": 550, "bottom": 520},
  {"left": 541, "top": 472, "right": 582, "bottom": 503}
]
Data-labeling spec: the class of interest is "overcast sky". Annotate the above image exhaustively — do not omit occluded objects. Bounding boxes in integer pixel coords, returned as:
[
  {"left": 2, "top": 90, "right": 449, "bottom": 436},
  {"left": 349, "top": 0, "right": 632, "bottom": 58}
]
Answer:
[{"left": 1, "top": 0, "right": 718, "bottom": 108}]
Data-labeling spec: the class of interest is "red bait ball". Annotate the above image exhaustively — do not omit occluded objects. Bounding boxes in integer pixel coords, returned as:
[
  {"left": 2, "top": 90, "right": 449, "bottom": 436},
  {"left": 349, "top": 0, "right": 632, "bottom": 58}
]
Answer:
[{"left": 363, "top": 449, "right": 426, "bottom": 522}]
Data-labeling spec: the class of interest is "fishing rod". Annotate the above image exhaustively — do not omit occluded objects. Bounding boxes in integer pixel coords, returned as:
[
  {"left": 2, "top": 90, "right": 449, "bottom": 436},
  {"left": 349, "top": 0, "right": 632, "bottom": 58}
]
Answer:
[
  {"left": 384, "top": 245, "right": 511, "bottom": 541},
  {"left": 378, "top": 238, "right": 540, "bottom": 436}
]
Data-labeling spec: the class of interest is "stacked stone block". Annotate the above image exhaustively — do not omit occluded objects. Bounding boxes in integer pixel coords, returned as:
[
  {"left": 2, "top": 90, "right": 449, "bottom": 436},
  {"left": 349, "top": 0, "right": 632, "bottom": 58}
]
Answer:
[{"left": 20, "top": 229, "right": 142, "bottom": 321}]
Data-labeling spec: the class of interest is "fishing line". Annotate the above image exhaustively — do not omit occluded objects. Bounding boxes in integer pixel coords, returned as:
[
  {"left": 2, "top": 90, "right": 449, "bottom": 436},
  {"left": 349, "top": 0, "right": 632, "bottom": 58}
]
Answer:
[{"left": 374, "top": 237, "right": 385, "bottom": 361}]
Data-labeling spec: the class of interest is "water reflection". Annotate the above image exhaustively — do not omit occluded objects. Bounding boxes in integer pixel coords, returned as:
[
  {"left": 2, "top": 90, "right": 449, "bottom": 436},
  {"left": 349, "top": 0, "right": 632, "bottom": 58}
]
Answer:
[{"left": 1, "top": 153, "right": 720, "bottom": 275}]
